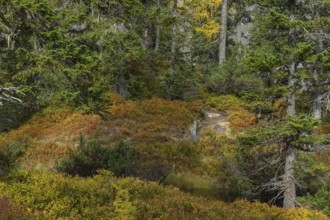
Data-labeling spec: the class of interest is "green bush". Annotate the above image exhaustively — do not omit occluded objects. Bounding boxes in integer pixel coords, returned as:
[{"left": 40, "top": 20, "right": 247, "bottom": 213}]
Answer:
[
  {"left": 137, "top": 157, "right": 170, "bottom": 182},
  {"left": 0, "top": 137, "right": 30, "bottom": 173},
  {"left": 207, "top": 56, "right": 264, "bottom": 96},
  {"left": 108, "top": 141, "right": 141, "bottom": 177},
  {"left": 55, "top": 139, "right": 140, "bottom": 177},
  {"left": 298, "top": 188, "right": 330, "bottom": 217}
]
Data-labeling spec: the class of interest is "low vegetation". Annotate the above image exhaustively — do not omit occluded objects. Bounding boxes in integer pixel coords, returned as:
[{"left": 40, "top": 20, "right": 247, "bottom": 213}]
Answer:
[
  {"left": 0, "top": 96, "right": 328, "bottom": 219},
  {"left": 0, "top": 170, "right": 327, "bottom": 219}
]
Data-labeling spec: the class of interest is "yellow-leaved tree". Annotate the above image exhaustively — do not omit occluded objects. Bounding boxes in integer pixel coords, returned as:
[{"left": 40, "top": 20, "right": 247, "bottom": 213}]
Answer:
[{"left": 188, "top": 0, "right": 222, "bottom": 40}]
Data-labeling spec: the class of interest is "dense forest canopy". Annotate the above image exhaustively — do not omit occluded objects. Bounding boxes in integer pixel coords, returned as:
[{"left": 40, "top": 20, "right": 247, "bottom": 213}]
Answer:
[{"left": 0, "top": 0, "right": 329, "bottom": 219}]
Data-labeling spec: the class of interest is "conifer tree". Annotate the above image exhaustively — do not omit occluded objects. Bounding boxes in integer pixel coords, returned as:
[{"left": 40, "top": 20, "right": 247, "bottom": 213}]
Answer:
[{"left": 242, "top": 0, "right": 330, "bottom": 208}]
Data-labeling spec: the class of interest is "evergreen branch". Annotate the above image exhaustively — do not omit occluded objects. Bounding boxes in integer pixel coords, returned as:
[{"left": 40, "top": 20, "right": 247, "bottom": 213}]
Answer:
[{"left": 0, "top": 12, "right": 13, "bottom": 30}]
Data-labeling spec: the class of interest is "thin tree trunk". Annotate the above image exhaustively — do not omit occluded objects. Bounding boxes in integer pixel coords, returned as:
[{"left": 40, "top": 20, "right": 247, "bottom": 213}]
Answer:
[
  {"left": 144, "top": 25, "right": 153, "bottom": 49},
  {"left": 283, "top": 144, "right": 296, "bottom": 208},
  {"left": 313, "top": 93, "right": 322, "bottom": 120},
  {"left": 312, "top": 9, "right": 323, "bottom": 120},
  {"left": 170, "top": 0, "right": 177, "bottom": 75},
  {"left": 283, "top": 62, "right": 296, "bottom": 208},
  {"left": 154, "top": 0, "right": 161, "bottom": 52},
  {"left": 286, "top": 63, "right": 296, "bottom": 117},
  {"left": 144, "top": 0, "right": 153, "bottom": 49},
  {"left": 143, "top": 0, "right": 155, "bottom": 79},
  {"left": 218, "top": 0, "right": 227, "bottom": 64}
]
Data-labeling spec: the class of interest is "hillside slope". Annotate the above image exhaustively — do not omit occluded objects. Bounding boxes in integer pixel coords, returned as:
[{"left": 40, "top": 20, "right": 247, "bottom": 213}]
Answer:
[{"left": 0, "top": 97, "right": 328, "bottom": 219}]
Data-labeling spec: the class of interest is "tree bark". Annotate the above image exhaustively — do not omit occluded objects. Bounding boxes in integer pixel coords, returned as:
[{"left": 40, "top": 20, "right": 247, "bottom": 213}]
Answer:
[
  {"left": 286, "top": 63, "right": 296, "bottom": 117},
  {"left": 313, "top": 92, "right": 322, "bottom": 120},
  {"left": 144, "top": 0, "right": 153, "bottom": 49},
  {"left": 144, "top": 25, "right": 153, "bottom": 49},
  {"left": 312, "top": 9, "right": 323, "bottom": 120},
  {"left": 170, "top": 0, "right": 177, "bottom": 75},
  {"left": 218, "top": 0, "right": 227, "bottom": 64},
  {"left": 154, "top": 0, "right": 161, "bottom": 52},
  {"left": 283, "top": 144, "right": 296, "bottom": 208},
  {"left": 283, "top": 62, "right": 296, "bottom": 208}
]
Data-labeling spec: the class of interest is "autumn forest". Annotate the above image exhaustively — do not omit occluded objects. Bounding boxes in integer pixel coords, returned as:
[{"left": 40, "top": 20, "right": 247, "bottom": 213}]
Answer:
[{"left": 0, "top": 0, "right": 329, "bottom": 219}]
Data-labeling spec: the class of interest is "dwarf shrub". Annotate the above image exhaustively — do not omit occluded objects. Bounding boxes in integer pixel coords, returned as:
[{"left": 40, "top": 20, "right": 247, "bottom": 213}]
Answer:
[
  {"left": 0, "top": 137, "right": 30, "bottom": 173},
  {"left": 56, "top": 139, "right": 140, "bottom": 177},
  {"left": 0, "top": 170, "right": 327, "bottom": 219}
]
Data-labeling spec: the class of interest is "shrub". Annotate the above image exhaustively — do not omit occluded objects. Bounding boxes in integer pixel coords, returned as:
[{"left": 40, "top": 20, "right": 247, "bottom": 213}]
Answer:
[
  {"left": 138, "top": 142, "right": 201, "bottom": 170},
  {"left": 207, "top": 58, "right": 264, "bottom": 95},
  {"left": 298, "top": 188, "right": 330, "bottom": 217},
  {"left": 205, "top": 95, "right": 249, "bottom": 112},
  {"left": 137, "top": 157, "right": 170, "bottom": 182},
  {"left": 108, "top": 98, "right": 201, "bottom": 142},
  {"left": 0, "top": 197, "right": 33, "bottom": 219},
  {"left": 0, "top": 136, "right": 30, "bottom": 173},
  {"left": 108, "top": 141, "right": 141, "bottom": 177},
  {"left": 228, "top": 109, "right": 256, "bottom": 132},
  {"left": 164, "top": 172, "right": 217, "bottom": 199},
  {"left": 55, "top": 139, "right": 140, "bottom": 177},
  {"left": 0, "top": 170, "right": 327, "bottom": 219},
  {"left": 0, "top": 170, "right": 120, "bottom": 219}
]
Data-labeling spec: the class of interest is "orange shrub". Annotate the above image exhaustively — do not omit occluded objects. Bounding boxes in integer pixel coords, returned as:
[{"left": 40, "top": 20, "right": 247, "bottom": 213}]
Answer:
[
  {"left": 228, "top": 109, "right": 256, "bottom": 132},
  {"left": 19, "top": 141, "right": 70, "bottom": 170},
  {"left": 315, "top": 122, "right": 330, "bottom": 135},
  {"left": 274, "top": 98, "right": 288, "bottom": 118},
  {"left": 1, "top": 107, "right": 102, "bottom": 169},
  {"left": 5, "top": 107, "right": 102, "bottom": 142},
  {"left": 0, "top": 197, "right": 33, "bottom": 219},
  {"left": 106, "top": 98, "right": 202, "bottom": 142}
]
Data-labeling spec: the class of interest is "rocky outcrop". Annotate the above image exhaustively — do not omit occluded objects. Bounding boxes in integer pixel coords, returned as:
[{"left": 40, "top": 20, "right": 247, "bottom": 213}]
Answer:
[{"left": 201, "top": 110, "right": 230, "bottom": 135}]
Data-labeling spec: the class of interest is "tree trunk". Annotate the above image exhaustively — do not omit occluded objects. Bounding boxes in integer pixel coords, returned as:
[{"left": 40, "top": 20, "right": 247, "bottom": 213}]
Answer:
[
  {"left": 218, "top": 0, "right": 227, "bottom": 64},
  {"left": 313, "top": 92, "right": 322, "bottom": 120},
  {"left": 144, "top": 0, "right": 153, "bottom": 49},
  {"left": 144, "top": 25, "right": 153, "bottom": 49},
  {"left": 283, "top": 62, "right": 296, "bottom": 208},
  {"left": 286, "top": 63, "right": 296, "bottom": 117},
  {"left": 312, "top": 9, "right": 323, "bottom": 120},
  {"left": 283, "top": 144, "right": 296, "bottom": 208},
  {"left": 170, "top": 0, "right": 177, "bottom": 75},
  {"left": 154, "top": 0, "right": 161, "bottom": 52}
]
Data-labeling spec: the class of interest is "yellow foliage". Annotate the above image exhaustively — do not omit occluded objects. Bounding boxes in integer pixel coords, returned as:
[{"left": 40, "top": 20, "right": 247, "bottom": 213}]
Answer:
[
  {"left": 195, "top": 20, "right": 221, "bottom": 40},
  {"left": 113, "top": 188, "right": 136, "bottom": 220},
  {"left": 205, "top": 95, "right": 250, "bottom": 112},
  {"left": 0, "top": 170, "right": 327, "bottom": 219},
  {"left": 188, "top": 0, "right": 222, "bottom": 40}
]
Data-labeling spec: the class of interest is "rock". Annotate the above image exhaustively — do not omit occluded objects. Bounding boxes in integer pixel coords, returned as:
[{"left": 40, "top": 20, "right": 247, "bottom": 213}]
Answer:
[{"left": 201, "top": 110, "right": 230, "bottom": 135}]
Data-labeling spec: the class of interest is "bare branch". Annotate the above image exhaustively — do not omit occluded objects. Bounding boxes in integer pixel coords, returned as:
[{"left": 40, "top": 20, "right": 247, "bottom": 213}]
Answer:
[
  {"left": 0, "top": 86, "right": 23, "bottom": 105},
  {"left": 53, "top": 0, "right": 71, "bottom": 14},
  {"left": 296, "top": 143, "right": 330, "bottom": 152}
]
